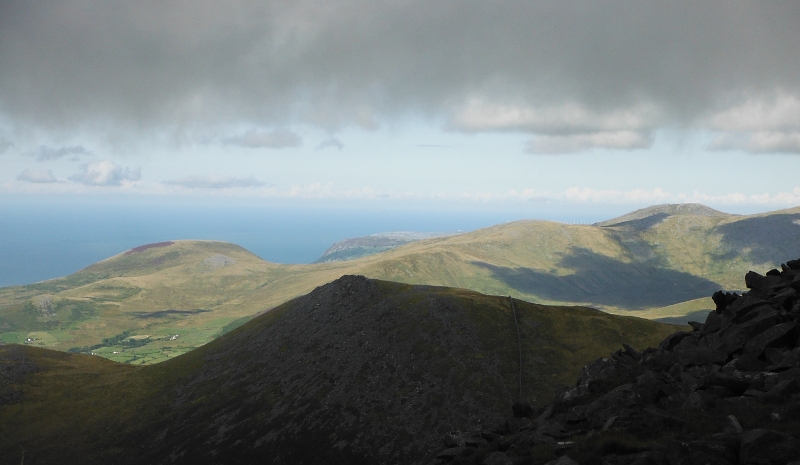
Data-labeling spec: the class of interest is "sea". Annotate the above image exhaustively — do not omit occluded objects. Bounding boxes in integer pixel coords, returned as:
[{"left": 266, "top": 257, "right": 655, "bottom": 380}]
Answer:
[{"left": 0, "top": 199, "right": 607, "bottom": 288}]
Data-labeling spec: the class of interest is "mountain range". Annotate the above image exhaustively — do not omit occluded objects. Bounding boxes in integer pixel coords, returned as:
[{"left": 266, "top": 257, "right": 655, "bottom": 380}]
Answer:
[{"left": 1, "top": 203, "right": 799, "bottom": 363}]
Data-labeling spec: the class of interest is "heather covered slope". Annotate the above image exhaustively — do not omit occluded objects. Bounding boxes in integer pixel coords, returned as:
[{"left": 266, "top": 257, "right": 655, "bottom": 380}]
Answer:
[{"left": 0, "top": 277, "right": 680, "bottom": 465}]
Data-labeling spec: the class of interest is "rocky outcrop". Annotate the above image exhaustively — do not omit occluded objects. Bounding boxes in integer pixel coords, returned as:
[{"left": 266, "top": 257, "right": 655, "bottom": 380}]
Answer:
[{"left": 432, "top": 259, "right": 800, "bottom": 465}]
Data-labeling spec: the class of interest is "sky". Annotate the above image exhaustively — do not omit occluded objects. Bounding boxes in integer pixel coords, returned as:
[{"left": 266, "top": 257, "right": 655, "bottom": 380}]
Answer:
[{"left": 2, "top": 1, "right": 800, "bottom": 218}]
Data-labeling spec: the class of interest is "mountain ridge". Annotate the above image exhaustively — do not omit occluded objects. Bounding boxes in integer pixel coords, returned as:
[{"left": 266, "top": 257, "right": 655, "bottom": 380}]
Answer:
[
  {"left": 314, "top": 231, "right": 450, "bottom": 263},
  {"left": 594, "top": 203, "right": 729, "bottom": 227},
  {"left": 0, "top": 277, "right": 680, "bottom": 465}
]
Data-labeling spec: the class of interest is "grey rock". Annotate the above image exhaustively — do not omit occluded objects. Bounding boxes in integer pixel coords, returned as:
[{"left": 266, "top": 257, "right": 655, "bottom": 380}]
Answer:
[
  {"left": 740, "top": 429, "right": 800, "bottom": 465},
  {"left": 482, "top": 451, "right": 513, "bottom": 465},
  {"left": 436, "top": 446, "right": 465, "bottom": 461},
  {"left": 700, "top": 372, "right": 753, "bottom": 395},
  {"left": 545, "top": 456, "right": 579, "bottom": 465},
  {"left": 674, "top": 347, "right": 727, "bottom": 367},
  {"left": 733, "top": 353, "right": 769, "bottom": 372},
  {"left": 659, "top": 331, "right": 693, "bottom": 351},
  {"left": 743, "top": 321, "right": 797, "bottom": 357},
  {"left": 725, "top": 415, "right": 743, "bottom": 433},
  {"left": 764, "top": 378, "right": 800, "bottom": 400},
  {"left": 682, "top": 390, "right": 718, "bottom": 410},
  {"left": 512, "top": 400, "right": 534, "bottom": 418}
]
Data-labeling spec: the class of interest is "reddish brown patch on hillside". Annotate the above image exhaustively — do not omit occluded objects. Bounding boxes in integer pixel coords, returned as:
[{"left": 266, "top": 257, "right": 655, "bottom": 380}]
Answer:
[{"left": 124, "top": 241, "right": 175, "bottom": 255}]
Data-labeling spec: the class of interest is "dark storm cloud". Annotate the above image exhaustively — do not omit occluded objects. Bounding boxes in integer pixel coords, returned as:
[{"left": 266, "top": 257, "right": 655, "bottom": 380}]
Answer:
[{"left": 2, "top": 1, "right": 800, "bottom": 152}]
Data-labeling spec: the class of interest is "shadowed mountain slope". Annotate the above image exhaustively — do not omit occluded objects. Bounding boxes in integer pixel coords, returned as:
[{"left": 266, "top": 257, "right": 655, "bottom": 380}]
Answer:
[
  {"left": 430, "top": 259, "right": 800, "bottom": 465},
  {"left": 0, "top": 277, "right": 679, "bottom": 465}
]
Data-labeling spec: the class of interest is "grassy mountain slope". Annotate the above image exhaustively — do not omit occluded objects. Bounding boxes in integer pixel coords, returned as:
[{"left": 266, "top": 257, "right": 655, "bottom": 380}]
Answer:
[
  {"left": 1, "top": 204, "right": 798, "bottom": 362},
  {"left": 0, "top": 277, "right": 681, "bottom": 465},
  {"left": 314, "top": 231, "right": 447, "bottom": 263}
]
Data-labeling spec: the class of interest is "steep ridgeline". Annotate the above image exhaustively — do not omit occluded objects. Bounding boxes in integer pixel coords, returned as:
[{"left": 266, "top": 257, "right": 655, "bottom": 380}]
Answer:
[
  {"left": 431, "top": 260, "right": 800, "bottom": 465},
  {"left": 0, "top": 278, "right": 678, "bottom": 465}
]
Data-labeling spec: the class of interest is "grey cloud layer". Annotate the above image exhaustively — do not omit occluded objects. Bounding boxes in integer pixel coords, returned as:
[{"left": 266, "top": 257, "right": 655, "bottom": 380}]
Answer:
[
  {"left": 224, "top": 129, "right": 302, "bottom": 148},
  {"left": 0, "top": 138, "right": 13, "bottom": 154},
  {"left": 17, "top": 168, "right": 57, "bottom": 183},
  {"left": 30, "top": 145, "right": 91, "bottom": 160},
  {"left": 2, "top": 1, "right": 800, "bottom": 152}
]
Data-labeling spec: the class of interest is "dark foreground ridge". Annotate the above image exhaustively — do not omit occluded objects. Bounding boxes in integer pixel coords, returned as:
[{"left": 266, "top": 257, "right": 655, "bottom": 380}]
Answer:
[
  {"left": 431, "top": 260, "right": 800, "bottom": 465},
  {"left": 0, "top": 277, "right": 677, "bottom": 465}
]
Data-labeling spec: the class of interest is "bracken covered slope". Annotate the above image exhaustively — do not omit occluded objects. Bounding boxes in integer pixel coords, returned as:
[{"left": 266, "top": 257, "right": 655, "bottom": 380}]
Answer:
[{"left": 0, "top": 278, "right": 679, "bottom": 465}]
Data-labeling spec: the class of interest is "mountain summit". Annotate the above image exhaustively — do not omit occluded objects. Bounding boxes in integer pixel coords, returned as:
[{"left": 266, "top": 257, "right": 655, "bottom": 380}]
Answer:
[{"left": 594, "top": 203, "right": 728, "bottom": 227}]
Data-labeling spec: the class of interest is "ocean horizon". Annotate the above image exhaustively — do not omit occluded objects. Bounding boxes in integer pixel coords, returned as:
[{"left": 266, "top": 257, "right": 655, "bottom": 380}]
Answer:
[{"left": 0, "top": 200, "right": 608, "bottom": 288}]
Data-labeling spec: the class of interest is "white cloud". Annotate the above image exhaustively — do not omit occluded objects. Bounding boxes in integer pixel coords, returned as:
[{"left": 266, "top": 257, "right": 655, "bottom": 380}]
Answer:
[
  {"left": 224, "top": 129, "right": 302, "bottom": 148},
  {"left": 17, "top": 168, "right": 57, "bottom": 183},
  {"left": 708, "top": 131, "right": 800, "bottom": 154},
  {"left": 315, "top": 137, "right": 344, "bottom": 151},
  {"left": 559, "top": 187, "right": 800, "bottom": 206},
  {"left": 564, "top": 187, "right": 671, "bottom": 204},
  {"left": 451, "top": 100, "right": 658, "bottom": 153},
  {"left": 450, "top": 100, "right": 661, "bottom": 134},
  {"left": 69, "top": 160, "right": 141, "bottom": 186},
  {"left": 679, "top": 189, "right": 800, "bottom": 206},
  {"left": 527, "top": 131, "right": 653, "bottom": 154},
  {"left": 165, "top": 175, "right": 265, "bottom": 189},
  {"left": 30, "top": 145, "right": 91, "bottom": 161},
  {"left": 709, "top": 93, "right": 800, "bottom": 132},
  {"left": 705, "top": 92, "right": 800, "bottom": 153}
]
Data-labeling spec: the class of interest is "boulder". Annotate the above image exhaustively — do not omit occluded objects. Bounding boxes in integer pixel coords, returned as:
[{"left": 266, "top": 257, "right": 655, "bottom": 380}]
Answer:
[
  {"left": 436, "top": 446, "right": 465, "bottom": 461},
  {"left": 712, "top": 290, "right": 740, "bottom": 313},
  {"left": 724, "top": 415, "right": 742, "bottom": 434},
  {"left": 576, "top": 357, "right": 618, "bottom": 392},
  {"left": 583, "top": 384, "right": 638, "bottom": 428},
  {"left": 659, "top": 332, "right": 693, "bottom": 352},
  {"left": 743, "top": 321, "right": 797, "bottom": 357},
  {"left": 544, "top": 456, "right": 579, "bottom": 465},
  {"left": 700, "top": 372, "right": 753, "bottom": 396},
  {"left": 482, "top": 451, "right": 513, "bottom": 465},
  {"left": 675, "top": 347, "right": 727, "bottom": 367},
  {"left": 512, "top": 400, "right": 534, "bottom": 418},
  {"left": 740, "top": 429, "right": 800, "bottom": 465},
  {"left": 715, "top": 312, "right": 782, "bottom": 354},
  {"left": 733, "top": 354, "right": 769, "bottom": 372},
  {"left": 764, "top": 378, "right": 800, "bottom": 400}
]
